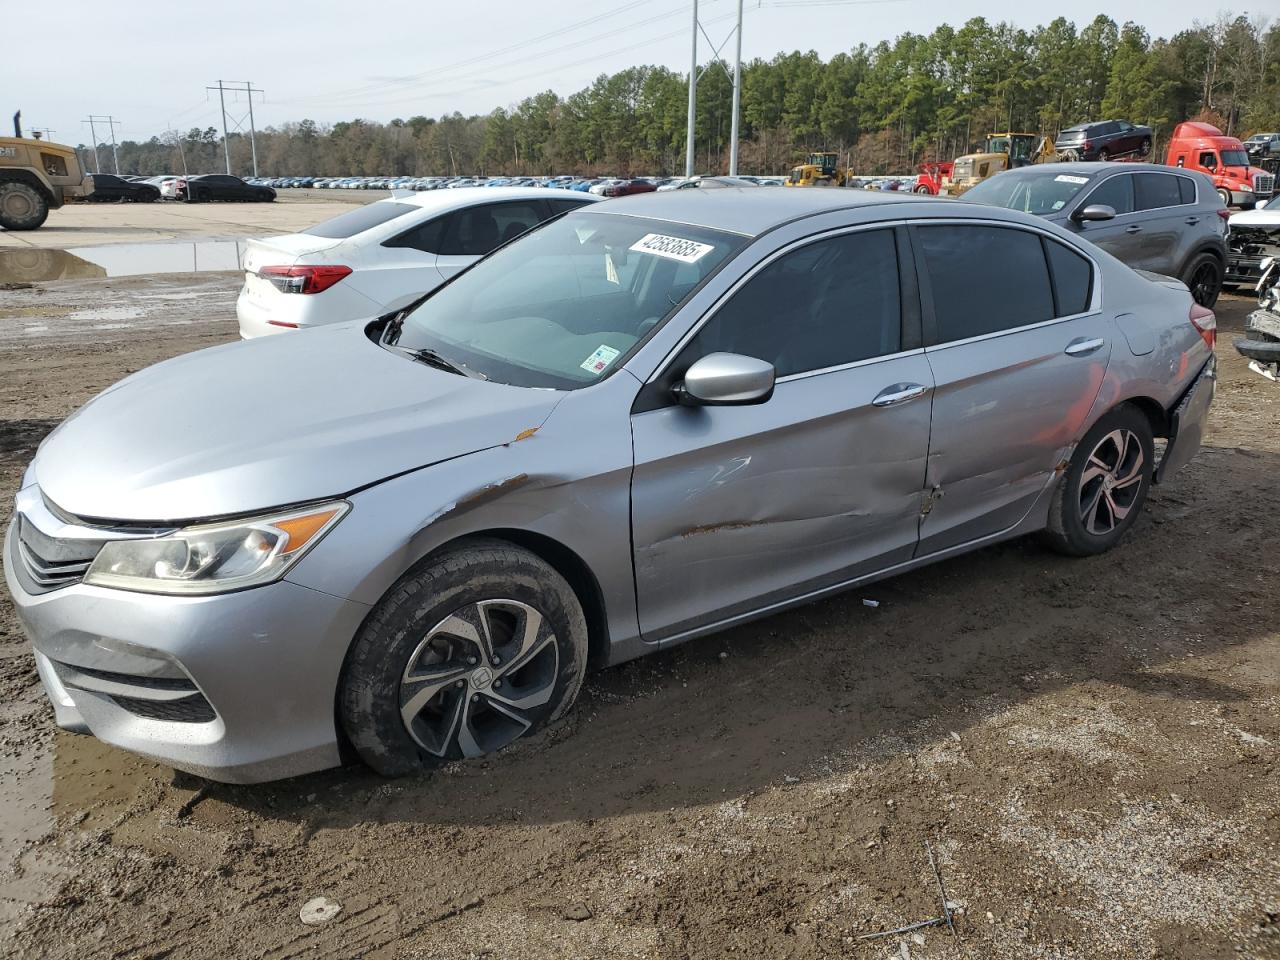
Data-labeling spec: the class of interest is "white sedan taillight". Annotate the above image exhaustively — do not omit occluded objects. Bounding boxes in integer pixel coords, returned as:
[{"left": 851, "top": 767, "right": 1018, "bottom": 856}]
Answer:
[{"left": 258, "top": 265, "right": 353, "bottom": 294}]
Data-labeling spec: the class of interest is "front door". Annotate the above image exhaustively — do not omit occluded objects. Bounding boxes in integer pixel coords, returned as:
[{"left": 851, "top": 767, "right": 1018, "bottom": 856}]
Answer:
[
  {"left": 630, "top": 227, "right": 933, "bottom": 642},
  {"left": 1068, "top": 173, "right": 1148, "bottom": 268},
  {"left": 911, "top": 222, "right": 1112, "bottom": 554}
]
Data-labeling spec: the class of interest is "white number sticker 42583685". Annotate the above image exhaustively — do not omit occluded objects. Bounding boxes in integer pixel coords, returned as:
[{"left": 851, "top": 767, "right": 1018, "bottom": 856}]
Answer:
[{"left": 629, "top": 233, "right": 715, "bottom": 264}]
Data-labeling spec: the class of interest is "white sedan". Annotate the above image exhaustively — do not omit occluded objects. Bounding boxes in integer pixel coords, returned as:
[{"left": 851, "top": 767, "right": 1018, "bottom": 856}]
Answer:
[{"left": 237, "top": 187, "right": 599, "bottom": 338}]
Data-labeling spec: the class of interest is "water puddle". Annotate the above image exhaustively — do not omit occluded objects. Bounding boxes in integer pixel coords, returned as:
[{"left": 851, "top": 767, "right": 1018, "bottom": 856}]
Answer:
[{"left": 0, "top": 241, "right": 246, "bottom": 284}]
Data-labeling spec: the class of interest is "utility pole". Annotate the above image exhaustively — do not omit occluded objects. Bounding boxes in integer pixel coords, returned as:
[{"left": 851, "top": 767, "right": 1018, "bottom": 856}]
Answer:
[
  {"left": 81, "top": 117, "right": 102, "bottom": 173},
  {"left": 207, "top": 80, "right": 265, "bottom": 176},
  {"left": 167, "top": 125, "right": 189, "bottom": 176},
  {"left": 728, "top": 0, "right": 744, "bottom": 175},
  {"left": 86, "top": 116, "right": 122, "bottom": 173},
  {"left": 685, "top": 0, "right": 698, "bottom": 178}
]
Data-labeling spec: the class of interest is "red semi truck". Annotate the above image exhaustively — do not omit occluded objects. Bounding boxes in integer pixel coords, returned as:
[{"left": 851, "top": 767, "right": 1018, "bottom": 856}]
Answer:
[{"left": 1166, "top": 121, "right": 1275, "bottom": 208}]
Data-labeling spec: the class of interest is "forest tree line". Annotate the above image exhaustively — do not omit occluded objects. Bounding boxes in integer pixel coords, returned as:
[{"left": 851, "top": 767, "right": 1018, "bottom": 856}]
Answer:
[{"left": 83, "top": 13, "right": 1279, "bottom": 178}]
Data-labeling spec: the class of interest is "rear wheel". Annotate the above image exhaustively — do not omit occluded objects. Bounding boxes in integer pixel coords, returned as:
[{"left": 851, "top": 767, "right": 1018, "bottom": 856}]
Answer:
[
  {"left": 1041, "top": 406, "right": 1154, "bottom": 557},
  {"left": 1182, "top": 252, "right": 1223, "bottom": 308},
  {"left": 1097, "top": 148, "right": 1110, "bottom": 162},
  {"left": 339, "top": 540, "right": 589, "bottom": 777},
  {"left": 1138, "top": 138, "right": 1152, "bottom": 157},
  {"left": 0, "top": 181, "right": 49, "bottom": 230}
]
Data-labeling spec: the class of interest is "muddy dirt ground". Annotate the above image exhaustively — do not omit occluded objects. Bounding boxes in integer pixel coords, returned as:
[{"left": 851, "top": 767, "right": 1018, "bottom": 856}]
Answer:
[{"left": 0, "top": 277, "right": 1277, "bottom": 960}]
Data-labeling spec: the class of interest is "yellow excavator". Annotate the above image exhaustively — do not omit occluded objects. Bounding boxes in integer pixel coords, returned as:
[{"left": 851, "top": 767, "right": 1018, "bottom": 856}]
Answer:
[
  {"left": 0, "top": 111, "right": 94, "bottom": 230},
  {"left": 785, "top": 151, "right": 852, "bottom": 187},
  {"left": 941, "top": 133, "right": 1056, "bottom": 197}
]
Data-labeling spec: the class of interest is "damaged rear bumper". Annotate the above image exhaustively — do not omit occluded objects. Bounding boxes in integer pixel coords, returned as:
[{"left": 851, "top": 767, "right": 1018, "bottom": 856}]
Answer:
[{"left": 1155, "top": 355, "right": 1216, "bottom": 483}]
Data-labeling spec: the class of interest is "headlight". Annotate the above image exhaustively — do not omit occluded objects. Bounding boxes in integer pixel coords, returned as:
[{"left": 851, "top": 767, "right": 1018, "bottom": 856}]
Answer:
[{"left": 84, "top": 502, "right": 348, "bottom": 595}]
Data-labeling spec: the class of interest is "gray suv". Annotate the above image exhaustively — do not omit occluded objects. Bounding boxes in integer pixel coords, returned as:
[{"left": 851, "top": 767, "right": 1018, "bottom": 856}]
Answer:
[{"left": 964, "top": 162, "right": 1229, "bottom": 307}]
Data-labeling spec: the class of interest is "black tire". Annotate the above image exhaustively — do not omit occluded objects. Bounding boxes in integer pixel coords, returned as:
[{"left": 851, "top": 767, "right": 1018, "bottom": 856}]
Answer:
[
  {"left": 1181, "top": 251, "right": 1223, "bottom": 308},
  {"left": 1097, "top": 148, "right": 1110, "bottom": 162},
  {"left": 913, "top": 184, "right": 931, "bottom": 194},
  {"left": 0, "top": 180, "right": 50, "bottom": 230},
  {"left": 1138, "top": 138, "right": 1152, "bottom": 157},
  {"left": 339, "top": 539, "right": 589, "bottom": 777},
  {"left": 1041, "top": 405, "right": 1155, "bottom": 557},
  {"left": 1216, "top": 187, "right": 1232, "bottom": 208}
]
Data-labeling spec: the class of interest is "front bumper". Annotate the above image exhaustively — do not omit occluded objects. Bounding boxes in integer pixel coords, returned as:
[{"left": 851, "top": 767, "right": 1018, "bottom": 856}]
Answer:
[{"left": 4, "top": 522, "right": 371, "bottom": 783}]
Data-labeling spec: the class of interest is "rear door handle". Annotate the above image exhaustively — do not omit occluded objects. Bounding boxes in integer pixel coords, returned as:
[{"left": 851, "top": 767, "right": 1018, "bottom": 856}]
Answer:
[
  {"left": 872, "top": 383, "right": 929, "bottom": 407},
  {"left": 1065, "top": 337, "right": 1106, "bottom": 356},
  {"left": 1184, "top": 217, "right": 1200, "bottom": 225},
  {"left": 1124, "top": 224, "right": 1142, "bottom": 234}
]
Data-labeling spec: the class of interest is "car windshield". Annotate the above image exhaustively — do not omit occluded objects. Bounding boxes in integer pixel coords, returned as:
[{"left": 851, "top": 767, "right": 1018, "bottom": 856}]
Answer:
[
  {"left": 392, "top": 212, "right": 745, "bottom": 389},
  {"left": 1221, "top": 149, "right": 1251, "bottom": 167},
  {"left": 963, "top": 171, "right": 1093, "bottom": 215}
]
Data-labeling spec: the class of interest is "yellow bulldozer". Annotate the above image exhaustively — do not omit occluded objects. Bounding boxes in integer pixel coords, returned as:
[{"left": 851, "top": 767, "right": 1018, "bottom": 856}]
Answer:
[
  {"left": 784, "top": 151, "right": 852, "bottom": 187},
  {"left": 941, "top": 133, "right": 1056, "bottom": 197},
  {"left": 0, "top": 111, "right": 94, "bottom": 230}
]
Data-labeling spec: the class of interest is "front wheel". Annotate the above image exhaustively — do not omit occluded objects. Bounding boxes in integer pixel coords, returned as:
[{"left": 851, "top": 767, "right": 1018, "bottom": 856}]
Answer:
[
  {"left": 1041, "top": 406, "right": 1154, "bottom": 557},
  {"left": 1217, "top": 187, "right": 1232, "bottom": 208},
  {"left": 339, "top": 540, "right": 589, "bottom": 777},
  {"left": 1097, "top": 148, "right": 1110, "bottom": 162},
  {"left": 1182, "top": 252, "right": 1224, "bottom": 308},
  {"left": 0, "top": 181, "right": 50, "bottom": 230},
  {"left": 1138, "top": 138, "right": 1152, "bottom": 157}
]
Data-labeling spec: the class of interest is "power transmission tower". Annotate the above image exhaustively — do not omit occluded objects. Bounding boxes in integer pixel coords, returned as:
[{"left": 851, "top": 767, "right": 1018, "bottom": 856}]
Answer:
[
  {"left": 83, "top": 115, "right": 122, "bottom": 173},
  {"left": 685, "top": 0, "right": 745, "bottom": 177},
  {"left": 206, "top": 81, "right": 265, "bottom": 176}
]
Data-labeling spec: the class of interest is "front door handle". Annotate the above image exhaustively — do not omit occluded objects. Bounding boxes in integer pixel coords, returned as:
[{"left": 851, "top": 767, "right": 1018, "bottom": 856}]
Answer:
[
  {"left": 1124, "top": 224, "right": 1142, "bottom": 234},
  {"left": 1065, "top": 337, "right": 1106, "bottom": 356},
  {"left": 873, "top": 383, "right": 929, "bottom": 407}
]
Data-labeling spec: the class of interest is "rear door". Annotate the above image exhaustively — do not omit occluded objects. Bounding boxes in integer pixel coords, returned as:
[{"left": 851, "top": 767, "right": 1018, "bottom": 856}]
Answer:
[
  {"left": 911, "top": 221, "right": 1111, "bottom": 554},
  {"left": 630, "top": 227, "right": 934, "bottom": 641},
  {"left": 1131, "top": 172, "right": 1189, "bottom": 276}
]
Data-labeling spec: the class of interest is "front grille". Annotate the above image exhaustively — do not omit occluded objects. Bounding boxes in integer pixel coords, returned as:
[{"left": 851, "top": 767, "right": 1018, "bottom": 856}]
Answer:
[
  {"left": 110, "top": 694, "right": 217, "bottom": 723},
  {"left": 15, "top": 516, "right": 101, "bottom": 591},
  {"left": 1255, "top": 173, "right": 1275, "bottom": 197}
]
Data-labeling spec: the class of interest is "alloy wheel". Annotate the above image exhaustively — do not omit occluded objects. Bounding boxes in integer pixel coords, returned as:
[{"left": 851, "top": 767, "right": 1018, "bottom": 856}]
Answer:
[
  {"left": 1189, "top": 260, "right": 1221, "bottom": 307},
  {"left": 398, "top": 599, "right": 559, "bottom": 759},
  {"left": 1078, "top": 428, "right": 1145, "bottom": 535}
]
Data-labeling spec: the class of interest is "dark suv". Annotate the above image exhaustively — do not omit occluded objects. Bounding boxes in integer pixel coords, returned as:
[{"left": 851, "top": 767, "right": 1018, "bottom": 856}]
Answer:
[
  {"left": 1055, "top": 121, "right": 1154, "bottom": 161},
  {"left": 962, "top": 162, "right": 1228, "bottom": 307}
]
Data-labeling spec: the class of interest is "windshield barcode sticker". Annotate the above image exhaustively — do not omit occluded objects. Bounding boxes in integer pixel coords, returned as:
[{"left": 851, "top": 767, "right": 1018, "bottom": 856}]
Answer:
[
  {"left": 581, "top": 344, "right": 621, "bottom": 375},
  {"left": 1055, "top": 175, "right": 1090, "bottom": 184},
  {"left": 629, "top": 233, "right": 714, "bottom": 263}
]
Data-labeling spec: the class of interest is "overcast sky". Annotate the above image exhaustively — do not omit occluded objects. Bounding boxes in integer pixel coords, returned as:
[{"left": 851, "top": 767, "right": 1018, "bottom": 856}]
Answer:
[{"left": 5, "top": 0, "right": 1251, "bottom": 147}]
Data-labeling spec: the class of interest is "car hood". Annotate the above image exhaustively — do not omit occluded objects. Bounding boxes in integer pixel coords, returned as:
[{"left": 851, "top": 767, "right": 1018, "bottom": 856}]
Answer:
[
  {"left": 1229, "top": 207, "right": 1280, "bottom": 229},
  {"left": 33, "top": 324, "right": 564, "bottom": 523}
]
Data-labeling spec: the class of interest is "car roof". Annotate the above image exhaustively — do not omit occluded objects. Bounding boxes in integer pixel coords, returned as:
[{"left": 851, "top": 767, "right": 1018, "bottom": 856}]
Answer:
[
  {"left": 393, "top": 186, "right": 596, "bottom": 213},
  {"left": 572, "top": 185, "right": 955, "bottom": 237},
  {"left": 995, "top": 161, "right": 1179, "bottom": 178}
]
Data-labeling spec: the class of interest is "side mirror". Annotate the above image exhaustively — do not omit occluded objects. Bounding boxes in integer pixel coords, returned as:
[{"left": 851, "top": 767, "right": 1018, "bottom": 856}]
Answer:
[
  {"left": 674, "top": 353, "right": 775, "bottom": 406},
  {"left": 1072, "top": 203, "right": 1116, "bottom": 223}
]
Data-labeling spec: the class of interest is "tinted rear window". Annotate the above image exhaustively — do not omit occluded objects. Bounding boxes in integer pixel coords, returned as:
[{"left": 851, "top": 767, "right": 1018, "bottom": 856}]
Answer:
[
  {"left": 1134, "top": 173, "right": 1182, "bottom": 210},
  {"left": 918, "top": 225, "right": 1055, "bottom": 342},
  {"left": 304, "top": 201, "right": 419, "bottom": 239},
  {"left": 1044, "top": 239, "right": 1093, "bottom": 316}
]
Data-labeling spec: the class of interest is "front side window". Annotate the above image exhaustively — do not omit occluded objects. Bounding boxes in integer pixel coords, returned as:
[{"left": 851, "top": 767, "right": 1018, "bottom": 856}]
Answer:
[
  {"left": 682, "top": 229, "right": 901, "bottom": 379},
  {"left": 917, "top": 224, "right": 1054, "bottom": 343},
  {"left": 1200, "top": 152, "right": 1218, "bottom": 169},
  {"left": 1135, "top": 173, "right": 1182, "bottom": 210},
  {"left": 1083, "top": 174, "right": 1134, "bottom": 215},
  {"left": 394, "top": 213, "right": 744, "bottom": 389}
]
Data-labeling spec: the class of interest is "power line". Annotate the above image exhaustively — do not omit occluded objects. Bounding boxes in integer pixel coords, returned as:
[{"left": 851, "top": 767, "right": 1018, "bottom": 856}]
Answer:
[
  {"left": 82, "top": 115, "right": 122, "bottom": 173},
  {"left": 206, "top": 81, "right": 265, "bottom": 176}
]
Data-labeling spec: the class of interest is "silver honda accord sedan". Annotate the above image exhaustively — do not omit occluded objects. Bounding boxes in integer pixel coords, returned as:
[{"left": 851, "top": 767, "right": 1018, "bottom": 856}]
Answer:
[{"left": 4, "top": 189, "right": 1216, "bottom": 782}]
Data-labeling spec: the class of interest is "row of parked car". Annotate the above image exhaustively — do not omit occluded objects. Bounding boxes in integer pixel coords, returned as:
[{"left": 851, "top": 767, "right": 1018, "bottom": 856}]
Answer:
[
  {"left": 88, "top": 173, "right": 276, "bottom": 203},
  {"left": 245, "top": 174, "right": 786, "bottom": 193},
  {"left": 10, "top": 169, "right": 1222, "bottom": 784}
]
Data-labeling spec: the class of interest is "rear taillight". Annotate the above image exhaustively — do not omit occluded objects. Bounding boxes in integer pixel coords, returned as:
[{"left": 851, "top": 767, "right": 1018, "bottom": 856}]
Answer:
[
  {"left": 1216, "top": 209, "right": 1231, "bottom": 221},
  {"left": 1083, "top": 139, "right": 1092, "bottom": 151},
  {"left": 1190, "top": 302, "right": 1216, "bottom": 349},
  {"left": 258, "top": 264, "right": 352, "bottom": 294}
]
